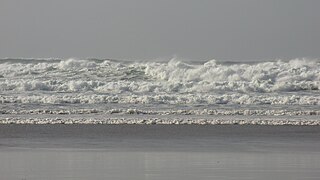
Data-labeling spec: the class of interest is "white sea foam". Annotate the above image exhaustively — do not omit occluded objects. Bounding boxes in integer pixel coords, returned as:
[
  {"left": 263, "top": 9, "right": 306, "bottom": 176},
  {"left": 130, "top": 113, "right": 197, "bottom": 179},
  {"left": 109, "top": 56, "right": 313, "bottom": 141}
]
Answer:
[
  {"left": 0, "top": 115, "right": 319, "bottom": 125},
  {"left": 145, "top": 58, "right": 320, "bottom": 93},
  {"left": 1, "top": 58, "right": 319, "bottom": 94},
  {"left": 0, "top": 93, "right": 319, "bottom": 105},
  {"left": 1, "top": 107, "right": 319, "bottom": 116},
  {"left": 0, "top": 58, "right": 319, "bottom": 122}
]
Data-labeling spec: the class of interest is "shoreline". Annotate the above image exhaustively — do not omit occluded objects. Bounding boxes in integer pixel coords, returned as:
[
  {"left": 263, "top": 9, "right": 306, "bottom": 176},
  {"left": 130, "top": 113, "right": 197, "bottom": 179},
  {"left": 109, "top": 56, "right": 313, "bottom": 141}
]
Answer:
[{"left": 1, "top": 117, "right": 320, "bottom": 125}]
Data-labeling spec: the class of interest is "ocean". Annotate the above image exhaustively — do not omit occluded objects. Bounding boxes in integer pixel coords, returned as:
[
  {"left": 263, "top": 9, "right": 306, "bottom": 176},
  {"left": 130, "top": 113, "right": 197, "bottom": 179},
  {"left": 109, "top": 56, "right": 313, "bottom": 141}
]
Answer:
[
  {"left": 0, "top": 58, "right": 320, "bottom": 180},
  {"left": 0, "top": 58, "right": 319, "bottom": 124}
]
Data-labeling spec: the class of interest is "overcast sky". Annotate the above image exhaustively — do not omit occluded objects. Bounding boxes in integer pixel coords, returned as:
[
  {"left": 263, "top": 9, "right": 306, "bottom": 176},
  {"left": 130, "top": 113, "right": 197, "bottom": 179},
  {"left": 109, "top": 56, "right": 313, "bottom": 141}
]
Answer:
[{"left": 1, "top": 0, "right": 320, "bottom": 61}]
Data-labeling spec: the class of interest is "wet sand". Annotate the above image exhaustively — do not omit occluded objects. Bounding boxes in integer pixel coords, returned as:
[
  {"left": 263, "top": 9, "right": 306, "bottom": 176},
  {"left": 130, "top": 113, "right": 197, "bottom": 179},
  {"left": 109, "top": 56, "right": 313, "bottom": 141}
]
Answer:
[{"left": 0, "top": 125, "right": 320, "bottom": 180}]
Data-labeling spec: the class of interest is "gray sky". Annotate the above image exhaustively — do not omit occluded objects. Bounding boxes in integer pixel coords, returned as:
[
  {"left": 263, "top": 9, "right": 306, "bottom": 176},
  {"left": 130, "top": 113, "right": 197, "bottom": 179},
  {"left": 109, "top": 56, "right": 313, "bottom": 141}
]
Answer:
[{"left": 1, "top": 0, "right": 320, "bottom": 60}]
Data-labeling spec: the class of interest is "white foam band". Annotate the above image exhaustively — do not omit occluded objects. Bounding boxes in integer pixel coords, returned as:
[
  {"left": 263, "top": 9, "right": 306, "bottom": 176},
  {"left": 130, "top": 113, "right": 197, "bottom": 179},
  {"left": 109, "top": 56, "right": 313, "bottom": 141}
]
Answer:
[{"left": 1, "top": 118, "right": 319, "bottom": 125}]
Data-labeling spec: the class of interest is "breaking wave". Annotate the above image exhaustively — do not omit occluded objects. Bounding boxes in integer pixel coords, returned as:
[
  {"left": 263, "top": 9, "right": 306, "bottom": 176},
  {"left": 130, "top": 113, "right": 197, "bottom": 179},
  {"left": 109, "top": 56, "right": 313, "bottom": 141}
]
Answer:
[
  {"left": 0, "top": 57, "right": 319, "bottom": 123},
  {"left": 1, "top": 58, "right": 319, "bottom": 94}
]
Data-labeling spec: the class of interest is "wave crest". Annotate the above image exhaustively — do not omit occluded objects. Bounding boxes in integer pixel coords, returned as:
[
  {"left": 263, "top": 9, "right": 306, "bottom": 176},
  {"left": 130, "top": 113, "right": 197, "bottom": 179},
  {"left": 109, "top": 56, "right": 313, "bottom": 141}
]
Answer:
[
  {"left": 145, "top": 58, "right": 320, "bottom": 93},
  {"left": 0, "top": 58, "right": 319, "bottom": 107}
]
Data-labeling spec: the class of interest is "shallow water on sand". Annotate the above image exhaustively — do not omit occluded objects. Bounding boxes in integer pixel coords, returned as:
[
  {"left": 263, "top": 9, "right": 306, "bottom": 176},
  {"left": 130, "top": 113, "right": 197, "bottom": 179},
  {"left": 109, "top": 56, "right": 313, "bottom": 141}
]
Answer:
[{"left": 0, "top": 125, "right": 320, "bottom": 180}]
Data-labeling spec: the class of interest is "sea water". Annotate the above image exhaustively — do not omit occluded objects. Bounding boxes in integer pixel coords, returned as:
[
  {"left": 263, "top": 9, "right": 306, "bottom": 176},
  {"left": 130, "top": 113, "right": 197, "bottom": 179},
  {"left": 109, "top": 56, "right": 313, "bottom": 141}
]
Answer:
[
  {"left": 0, "top": 58, "right": 319, "bottom": 124},
  {"left": 1, "top": 58, "right": 320, "bottom": 180}
]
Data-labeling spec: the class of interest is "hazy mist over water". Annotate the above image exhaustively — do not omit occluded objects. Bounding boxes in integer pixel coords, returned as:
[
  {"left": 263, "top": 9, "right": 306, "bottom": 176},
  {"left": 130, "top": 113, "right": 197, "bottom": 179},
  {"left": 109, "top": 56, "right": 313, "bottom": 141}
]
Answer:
[{"left": 1, "top": 0, "right": 320, "bottom": 60}]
